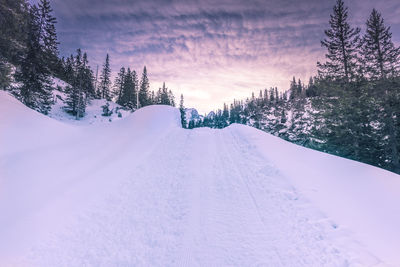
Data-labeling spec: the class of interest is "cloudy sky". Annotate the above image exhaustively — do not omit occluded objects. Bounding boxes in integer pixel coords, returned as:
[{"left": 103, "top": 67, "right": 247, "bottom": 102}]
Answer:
[{"left": 48, "top": 0, "right": 400, "bottom": 113}]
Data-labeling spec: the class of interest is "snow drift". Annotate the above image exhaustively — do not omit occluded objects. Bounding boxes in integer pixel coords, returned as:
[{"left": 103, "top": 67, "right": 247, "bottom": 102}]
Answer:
[{"left": 0, "top": 91, "right": 399, "bottom": 266}]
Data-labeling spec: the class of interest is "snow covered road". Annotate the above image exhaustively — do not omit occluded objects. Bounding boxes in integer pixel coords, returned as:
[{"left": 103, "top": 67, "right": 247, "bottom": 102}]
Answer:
[
  {"left": 1, "top": 92, "right": 399, "bottom": 266},
  {"left": 19, "top": 128, "right": 369, "bottom": 266}
]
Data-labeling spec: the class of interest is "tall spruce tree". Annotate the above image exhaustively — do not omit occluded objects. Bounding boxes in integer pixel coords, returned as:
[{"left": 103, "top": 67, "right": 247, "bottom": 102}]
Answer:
[
  {"left": 361, "top": 9, "right": 400, "bottom": 172},
  {"left": 65, "top": 49, "right": 86, "bottom": 118},
  {"left": 81, "top": 52, "right": 95, "bottom": 97},
  {"left": 99, "top": 54, "right": 111, "bottom": 100},
  {"left": 38, "top": 0, "right": 58, "bottom": 73},
  {"left": 318, "top": 0, "right": 361, "bottom": 83},
  {"left": 114, "top": 67, "right": 126, "bottom": 104},
  {"left": 132, "top": 69, "right": 139, "bottom": 108},
  {"left": 139, "top": 66, "right": 150, "bottom": 107},
  {"left": 160, "top": 82, "right": 170, "bottom": 105},
  {"left": 0, "top": 0, "right": 28, "bottom": 65},
  {"left": 122, "top": 68, "right": 136, "bottom": 108},
  {"left": 361, "top": 9, "right": 400, "bottom": 79},
  {"left": 15, "top": 4, "right": 53, "bottom": 114},
  {"left": 179, "top": 94, "right": 187, "bottom": 128}
]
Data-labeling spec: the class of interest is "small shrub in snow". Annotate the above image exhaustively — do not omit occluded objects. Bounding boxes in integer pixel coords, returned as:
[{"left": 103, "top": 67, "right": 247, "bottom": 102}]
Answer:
[{"left": 102, "top": 102, "right": 113, "bottom": 116}]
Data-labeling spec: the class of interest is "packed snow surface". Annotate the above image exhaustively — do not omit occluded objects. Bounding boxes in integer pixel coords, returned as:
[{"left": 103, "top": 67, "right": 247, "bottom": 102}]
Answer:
[{"left": 1, "top": 91, "right": 400, "bottom": 266}]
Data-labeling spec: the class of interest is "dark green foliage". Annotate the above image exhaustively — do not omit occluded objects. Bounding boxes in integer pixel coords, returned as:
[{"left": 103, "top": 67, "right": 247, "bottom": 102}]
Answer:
[
  {"left": 114, "top": 67, "right": 125, "bottom": 104},
  {"left": 38, "top": 0, "right": 59, "bottom": 74},
  {"left": 139, "top": 66, "right": 150, "bottom": 107},
  {"left": 120, "top": 68, "right": 136, "bottom": 109},
  {"left": 62, "top": 49, "right": 97, "bottom": 118},
  {"left": 1, "top": 0, "right": 59, "bottom": 114},
  {"left": 101, "top": 102, "right": 112, "bottom": 116},
  {"left": 155, "top": 82, "right": 175, "bottom": 106},
  {"left": 361, "top": 9, "right": 400, "bottom": 79},
  {"left": 179, "top": 94, "right": 187, "bottom": 128},
  {"left": 317, "top": 0, "right": 361, "bottom": 83},
  {"left": 0, "top": 0, "right": 28, "bottom": 66},
  {"left": 14, "top": 4, "right": 53, "bottom": 114},
  {"left": 99, "top": 54, "right": 111, "bottom": 100},
  {"left": 0, "top": 61, "right": 12, "bottom": 90}
]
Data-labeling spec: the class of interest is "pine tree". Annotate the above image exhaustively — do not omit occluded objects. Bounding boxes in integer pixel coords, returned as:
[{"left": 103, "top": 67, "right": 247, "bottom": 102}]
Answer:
[
  {"left": 64, "top": 49, "right": 86, "bottom": 118},
  {"left": 360, "top": 10, "right": 400, "bottom": 172},
  {"left": 114, "top": 67, "right": 126, "bottom": 104},
  {"left": 318, "top": 0, "right": 361, "bottom": 83},
  {"left": 179, "top": 94, "right": 187, "bottom": 128},
  {"left": 0, "top": 61, "right": 12, "bottom": 91},
  {"left": 82, "top": 52, "right": 95, "bottom": 97},
  {"left": 160, "top": 82, "right": 170, "bottom": 105},
  {"left": 168, "top": 90, "right": 175, "bottom": 106},
  {"left": 361, "top": 9, "right": 400, "bottom": 79},
  {"left": 139, "top": 66, "right": 150, "bottom": 107},
  {"left": 38, "top": 0, "right": 58, "bottom": 73},
  {"left": 121, "top": 68, "right": 136, "bottom": 108},
  {"left": 0, "top": 0, "right": 28, "bottom": 66},
  {"left": 15, "top": 4, "right": 53, "bottom": 114},
  {"left": 131, "top": 69, "right": 139, "bottom": 108},
  {"left": 99, "top": 54, "right": 111, "bottom": 100},
  {"left": 290, "top": 77, "right": 297, "bottom": 99}
]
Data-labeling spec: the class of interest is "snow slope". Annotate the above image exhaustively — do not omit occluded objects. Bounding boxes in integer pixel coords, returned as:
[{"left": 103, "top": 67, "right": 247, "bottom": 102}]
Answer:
[{"left": 1, "top": 91, "right": 400, "bottom": 266}]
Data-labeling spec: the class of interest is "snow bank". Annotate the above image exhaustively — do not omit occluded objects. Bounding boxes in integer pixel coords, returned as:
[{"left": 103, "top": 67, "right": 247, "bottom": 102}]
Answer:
[
  {"left": 228, "top": 124, "right": 400, "bottom": 265},
  {"left": 0, "top": 91, "right": 77, "bottom": 156}
]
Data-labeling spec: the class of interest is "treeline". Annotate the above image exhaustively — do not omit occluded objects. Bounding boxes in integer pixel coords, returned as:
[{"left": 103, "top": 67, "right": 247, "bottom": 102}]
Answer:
[
  {"left": 190, "top": 0, "right": 400, "bottom": 174},
  {"left": 58, "top": 51, "right": 176, "bottom": 117},
  {"left": 0, "top": 0, "right": 176, "bottom": 118}
]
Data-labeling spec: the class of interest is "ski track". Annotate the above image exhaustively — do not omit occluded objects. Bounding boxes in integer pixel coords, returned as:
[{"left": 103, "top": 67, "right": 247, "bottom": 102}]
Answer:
[{"left": 21, "top": 126, "right": 381, "bottom": 266}]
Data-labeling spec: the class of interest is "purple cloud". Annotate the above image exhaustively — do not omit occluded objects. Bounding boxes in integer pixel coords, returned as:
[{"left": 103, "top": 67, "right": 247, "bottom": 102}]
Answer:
[{"left": 48, "top": 0, "right": 400, "bottom": 113}]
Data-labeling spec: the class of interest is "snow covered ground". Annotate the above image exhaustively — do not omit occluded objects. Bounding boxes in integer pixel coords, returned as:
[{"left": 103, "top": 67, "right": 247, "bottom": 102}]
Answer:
[{"left": 1, "top": 91, "right": 400, "bottom": 266}]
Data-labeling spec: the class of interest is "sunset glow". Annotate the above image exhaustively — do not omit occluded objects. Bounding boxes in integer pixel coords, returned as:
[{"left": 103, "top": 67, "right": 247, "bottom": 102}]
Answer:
[{"left": 50, "top": 0, "right": 400, "bottom": 113}]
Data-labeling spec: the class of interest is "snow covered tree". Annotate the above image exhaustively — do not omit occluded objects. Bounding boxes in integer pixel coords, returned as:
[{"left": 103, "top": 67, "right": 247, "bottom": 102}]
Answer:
[
  {"left": 99, "top": 54, "right": 111, "bottom": 100},
  {"left": 318, "top": 0, "right": 361, "bottom": 83}
]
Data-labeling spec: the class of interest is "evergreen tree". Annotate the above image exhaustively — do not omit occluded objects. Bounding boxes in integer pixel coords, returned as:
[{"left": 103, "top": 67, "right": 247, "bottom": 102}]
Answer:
[
  {"left": 168, "top": 90, "right": 175, "bottom": 106},
  {"left": 81, "top": 52, "right": 95, "bottom": 97},
  {"left": 318, "top": 0, "right": 361, "bottom": 82},
  {"left": 139, "top": 66, "right": 150, "bottom": 107},
  {"left": 15, "top": 4, "right": 53, "bottom": 114},
  {"left": 0, "top": 61, "right": 12, "bottom": 91},
  {"left": 0, "top": 0, "right": 27, "bottom": 91},
  {"left": 99, "top": 54, "right": 111, "bottom": 100},
  {"left": 290, "top": 77, "right": 297, "bottom": 99},
  {"left": 122, "top": 68, "right": 136, "bottom": 108},
  {"left": 0, "top": 0, "right": 28, "bottom": 67},
  {"left": 131, "top": 69, "right": 139, "bottom": 108},
  {"left": 114, "top": 67, "right": 126, "bottom": 104},
  {"left": 160, "top": 82, "right": 170, "bottom": 105},
  {"left": 361, "top": 9, "right": 400, "bottom": 79},
  {"left": 179, "top": 94, "right": 187, "bottom": 128},
  {"left": 38, "top": 0, "right": 58, "bottom": 73},
  {"left": 360, "top": 10, "right": 400, "bottom": 172},
  {"left": 64, "top": 49, "right": 87, "bottom": 118}
]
